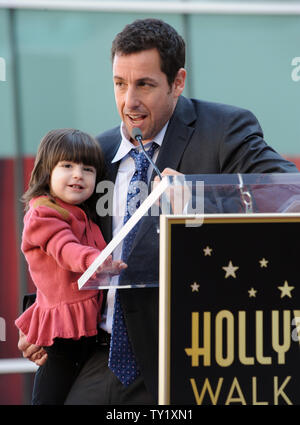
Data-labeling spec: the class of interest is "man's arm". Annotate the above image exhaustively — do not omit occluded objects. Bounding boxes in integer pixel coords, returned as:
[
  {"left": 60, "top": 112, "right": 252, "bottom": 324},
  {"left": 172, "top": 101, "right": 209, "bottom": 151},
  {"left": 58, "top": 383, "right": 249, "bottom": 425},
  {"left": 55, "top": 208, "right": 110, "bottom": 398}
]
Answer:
[
  {"left": 18, "top": 329, "right": 47, "bottom": 366},
  {"left": 219, "top": 106, "right": 298, "bottom": 174}
]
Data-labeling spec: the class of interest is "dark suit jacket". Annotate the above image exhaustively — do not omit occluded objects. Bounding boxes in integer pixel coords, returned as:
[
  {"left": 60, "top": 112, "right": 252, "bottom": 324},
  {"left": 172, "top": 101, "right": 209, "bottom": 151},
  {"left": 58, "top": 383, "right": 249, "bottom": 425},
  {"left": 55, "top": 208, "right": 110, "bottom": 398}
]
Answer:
[{"left": 95, "top": 95, "right": 298, "bottom": 401}]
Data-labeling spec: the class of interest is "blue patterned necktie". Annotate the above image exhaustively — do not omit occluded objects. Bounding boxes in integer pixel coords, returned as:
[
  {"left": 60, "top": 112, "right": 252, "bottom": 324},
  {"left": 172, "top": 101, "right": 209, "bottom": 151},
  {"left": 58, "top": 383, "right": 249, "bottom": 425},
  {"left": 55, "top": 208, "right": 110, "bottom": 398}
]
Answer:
[{"left": 108, "top": 142, "right": 158, "bottom": 386}]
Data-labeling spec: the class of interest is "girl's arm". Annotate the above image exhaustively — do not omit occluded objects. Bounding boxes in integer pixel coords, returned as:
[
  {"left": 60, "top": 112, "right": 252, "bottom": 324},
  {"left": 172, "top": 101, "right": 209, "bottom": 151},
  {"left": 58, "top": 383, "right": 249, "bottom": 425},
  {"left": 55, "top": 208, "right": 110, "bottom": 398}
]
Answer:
[{"left": 23, "top": 203, "right": 101, "bottom": 273}]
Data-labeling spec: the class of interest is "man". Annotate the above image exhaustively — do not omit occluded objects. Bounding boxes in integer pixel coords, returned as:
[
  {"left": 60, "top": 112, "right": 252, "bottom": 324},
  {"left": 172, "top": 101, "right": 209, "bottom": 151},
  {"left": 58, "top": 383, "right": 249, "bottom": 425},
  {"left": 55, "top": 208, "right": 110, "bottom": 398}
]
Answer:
[{"left": 19, "top": 18, "right": 298, "bottom": 404}]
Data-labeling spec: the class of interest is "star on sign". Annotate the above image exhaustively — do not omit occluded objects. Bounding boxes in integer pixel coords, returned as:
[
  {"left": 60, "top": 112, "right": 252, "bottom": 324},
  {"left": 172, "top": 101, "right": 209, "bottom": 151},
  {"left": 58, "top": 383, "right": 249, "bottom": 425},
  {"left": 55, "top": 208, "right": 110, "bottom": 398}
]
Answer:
[
  {"left": 248, "top": 287, "right": 257, "bottom": 298},
  {"left": 222, "top": 261, "right": 239, "bottom": 279},
  {"left": 203, "top": 246, "right": 213, "bottom": 256},
  {"left": 203, "top": 246, "right": 212, "bottom": 257},
  {"left": 190, "top": 282, "right": 200, "bottom": 292},
  {"left": 259, "top": 258, "right": 269, "bottom": 268},
  {"left": 278, "top": 280, "right": 295, "bottom": 298}
]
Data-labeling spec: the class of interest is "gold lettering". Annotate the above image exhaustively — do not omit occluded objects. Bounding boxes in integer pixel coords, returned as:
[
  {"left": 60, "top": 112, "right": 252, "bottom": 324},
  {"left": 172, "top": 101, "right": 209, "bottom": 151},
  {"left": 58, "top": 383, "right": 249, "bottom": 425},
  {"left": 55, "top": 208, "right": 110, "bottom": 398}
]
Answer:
[
  {"left": 238, "top": 311, "right": 254, "bottom": 365},
  {"left": 272, "top": 311, "right": 291, "bottom": 364},
  {"left": 185, "top": 312, "right": 211, "bottom": 366},
  {"left": 190, "top": 376, "right": 293, "bottom": 405},
  {"left": 256, "top": 311, "right": 272, "bottom": 365},
  {"left": 252, "top": 377, "right": 269, "bottom": 405},
  {"left": 274, "top": 376, "right": 292, "bottom": 405},
  {"left": 225, "top": 377, "right": 247, "bottom": 405},
  {"left": 190, "top": 378, "right": 223, "bottom": 405},
  {"left": 215, "top": 310, "right": 234, "bottom": 367}
]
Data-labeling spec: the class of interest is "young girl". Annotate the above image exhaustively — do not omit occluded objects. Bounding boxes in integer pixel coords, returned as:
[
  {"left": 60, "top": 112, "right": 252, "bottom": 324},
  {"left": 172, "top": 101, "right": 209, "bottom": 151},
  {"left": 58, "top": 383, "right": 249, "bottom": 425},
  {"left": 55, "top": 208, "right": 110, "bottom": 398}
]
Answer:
[{"left": 15, "top": 128, "right": 126, "bottom": 405}]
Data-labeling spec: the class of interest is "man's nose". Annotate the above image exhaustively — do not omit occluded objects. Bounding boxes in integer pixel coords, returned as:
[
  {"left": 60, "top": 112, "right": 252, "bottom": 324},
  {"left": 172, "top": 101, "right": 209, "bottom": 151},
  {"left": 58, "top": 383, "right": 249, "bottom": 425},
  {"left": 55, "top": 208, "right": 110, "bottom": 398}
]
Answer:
[{"left": 125, "top": 86, "right": 141, "bottom": 109}]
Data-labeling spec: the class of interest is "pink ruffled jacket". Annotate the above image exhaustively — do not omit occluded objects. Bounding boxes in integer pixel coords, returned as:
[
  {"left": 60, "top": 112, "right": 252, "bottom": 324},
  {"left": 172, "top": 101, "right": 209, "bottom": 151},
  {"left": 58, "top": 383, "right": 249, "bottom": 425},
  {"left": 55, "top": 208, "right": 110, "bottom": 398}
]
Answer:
[{"left": 15, "top": 196, "right": 105, "bottom": 346}]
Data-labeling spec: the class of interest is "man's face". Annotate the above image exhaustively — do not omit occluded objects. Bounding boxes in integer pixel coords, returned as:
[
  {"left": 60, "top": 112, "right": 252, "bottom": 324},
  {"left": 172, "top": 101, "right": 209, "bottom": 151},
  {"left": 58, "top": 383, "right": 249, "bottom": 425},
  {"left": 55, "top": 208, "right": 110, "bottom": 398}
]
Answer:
[{"left": 113, "top": 48, "right": 186, "bottom": 144}]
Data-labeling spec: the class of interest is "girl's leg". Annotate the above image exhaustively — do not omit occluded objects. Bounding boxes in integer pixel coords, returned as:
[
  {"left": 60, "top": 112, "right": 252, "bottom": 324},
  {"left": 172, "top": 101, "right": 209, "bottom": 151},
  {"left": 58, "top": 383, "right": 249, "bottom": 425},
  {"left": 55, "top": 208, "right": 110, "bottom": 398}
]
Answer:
[{"left": 31, "top": 336, "right": 96, "bottom": 405}]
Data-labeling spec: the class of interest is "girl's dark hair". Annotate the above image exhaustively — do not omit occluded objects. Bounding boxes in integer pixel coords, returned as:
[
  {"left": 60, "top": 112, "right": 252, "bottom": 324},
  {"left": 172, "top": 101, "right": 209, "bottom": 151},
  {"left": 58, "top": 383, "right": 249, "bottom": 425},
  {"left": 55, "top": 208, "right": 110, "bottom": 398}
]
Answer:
[
  {"left": 23, "top": 128, "right": 105, "bottom": 220},
  {"left": 111, "top": 18, "right": 185, "bottom": 87}
]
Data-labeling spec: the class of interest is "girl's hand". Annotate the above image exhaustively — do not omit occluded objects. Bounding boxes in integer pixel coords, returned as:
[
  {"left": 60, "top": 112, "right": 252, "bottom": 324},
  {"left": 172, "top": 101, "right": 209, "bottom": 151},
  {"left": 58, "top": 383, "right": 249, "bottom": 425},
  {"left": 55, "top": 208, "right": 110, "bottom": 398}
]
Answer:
[{"left": 96, "top": 255, "right": 127, "bottom": 276}]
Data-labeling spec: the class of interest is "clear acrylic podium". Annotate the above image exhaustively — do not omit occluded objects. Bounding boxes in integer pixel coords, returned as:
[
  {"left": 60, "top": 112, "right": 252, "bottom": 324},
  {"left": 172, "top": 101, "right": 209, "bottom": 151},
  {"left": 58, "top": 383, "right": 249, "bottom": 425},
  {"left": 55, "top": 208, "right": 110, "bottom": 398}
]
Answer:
[{"left": 78, "top": 173, "right": 300, "bottom": 291}]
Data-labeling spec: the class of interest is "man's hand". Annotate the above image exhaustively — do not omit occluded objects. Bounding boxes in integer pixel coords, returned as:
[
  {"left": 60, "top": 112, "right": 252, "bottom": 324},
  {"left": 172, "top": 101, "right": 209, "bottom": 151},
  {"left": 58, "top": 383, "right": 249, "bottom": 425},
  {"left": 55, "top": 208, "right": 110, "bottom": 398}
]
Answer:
[
  {"left": 153, "top": 167, "right": 190, "bottom": 214},
  {"left": 18, "top": 330, "right": 47, "bottom": 366},
  {"left": 154, "top": 167, "right": 183, "bottom": 181}
]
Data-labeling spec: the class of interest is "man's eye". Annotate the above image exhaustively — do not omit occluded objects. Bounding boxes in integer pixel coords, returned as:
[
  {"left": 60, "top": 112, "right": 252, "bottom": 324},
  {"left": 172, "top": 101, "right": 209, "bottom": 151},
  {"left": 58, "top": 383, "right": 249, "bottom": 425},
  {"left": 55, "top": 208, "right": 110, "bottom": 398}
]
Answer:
[{"left": 138, "top": 81, "right": 154, "bottom": 88}]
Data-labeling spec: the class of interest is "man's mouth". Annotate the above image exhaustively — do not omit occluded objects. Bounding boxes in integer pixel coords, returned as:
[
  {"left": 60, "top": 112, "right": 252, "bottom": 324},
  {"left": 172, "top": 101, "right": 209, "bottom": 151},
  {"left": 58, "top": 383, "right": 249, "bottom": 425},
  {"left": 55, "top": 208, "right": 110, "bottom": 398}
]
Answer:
[{"left": 127, "top": 114, "right": 147, "bottom": 124}]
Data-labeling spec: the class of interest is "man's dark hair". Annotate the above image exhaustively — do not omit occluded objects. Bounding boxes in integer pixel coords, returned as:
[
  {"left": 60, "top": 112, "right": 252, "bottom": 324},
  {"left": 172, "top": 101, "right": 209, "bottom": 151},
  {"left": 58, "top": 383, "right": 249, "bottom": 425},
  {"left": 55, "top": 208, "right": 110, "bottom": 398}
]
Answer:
[{"left": 111, "top": 18, "right": 185, "bottom": 86}]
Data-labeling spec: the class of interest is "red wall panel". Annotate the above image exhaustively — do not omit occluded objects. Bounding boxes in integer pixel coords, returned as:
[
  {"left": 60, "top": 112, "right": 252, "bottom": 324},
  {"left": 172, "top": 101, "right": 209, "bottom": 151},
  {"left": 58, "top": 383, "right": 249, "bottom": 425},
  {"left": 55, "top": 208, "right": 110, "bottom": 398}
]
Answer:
[{"left": 0, "top": 159, "right": 22, "bottom": 404}]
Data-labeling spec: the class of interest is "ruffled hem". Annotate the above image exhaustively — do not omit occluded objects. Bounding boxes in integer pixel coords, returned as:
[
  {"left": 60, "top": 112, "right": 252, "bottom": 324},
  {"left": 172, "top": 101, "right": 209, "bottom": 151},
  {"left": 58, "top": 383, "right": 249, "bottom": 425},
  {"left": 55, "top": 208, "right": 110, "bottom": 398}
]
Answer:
[{"left": 15, "top": 295, "right": 101, "bottom": 346}]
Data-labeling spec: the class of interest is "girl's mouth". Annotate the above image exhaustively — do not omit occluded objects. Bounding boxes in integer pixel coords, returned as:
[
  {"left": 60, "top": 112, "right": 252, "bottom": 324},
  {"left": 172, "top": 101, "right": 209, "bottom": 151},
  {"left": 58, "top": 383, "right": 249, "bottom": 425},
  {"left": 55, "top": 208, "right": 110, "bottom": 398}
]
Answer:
[{"left": 69, "top": 184, "right": 83, "bottom": 190}]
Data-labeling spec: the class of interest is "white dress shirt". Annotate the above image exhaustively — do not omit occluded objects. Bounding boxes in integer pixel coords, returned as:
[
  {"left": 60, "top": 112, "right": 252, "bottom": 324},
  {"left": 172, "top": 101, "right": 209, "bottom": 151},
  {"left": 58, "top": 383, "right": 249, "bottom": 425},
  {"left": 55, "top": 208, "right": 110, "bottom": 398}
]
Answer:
[{"left": 100, "top": 122, "right": 168, "bottom": 333}]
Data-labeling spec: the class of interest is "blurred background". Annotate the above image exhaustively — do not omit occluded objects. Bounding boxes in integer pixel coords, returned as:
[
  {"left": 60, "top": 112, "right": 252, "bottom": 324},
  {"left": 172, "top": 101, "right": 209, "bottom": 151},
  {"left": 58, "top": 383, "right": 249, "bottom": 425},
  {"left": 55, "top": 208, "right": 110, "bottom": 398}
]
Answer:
[{"left": 0, "top": 0, "right": 299, "bottom": 404}]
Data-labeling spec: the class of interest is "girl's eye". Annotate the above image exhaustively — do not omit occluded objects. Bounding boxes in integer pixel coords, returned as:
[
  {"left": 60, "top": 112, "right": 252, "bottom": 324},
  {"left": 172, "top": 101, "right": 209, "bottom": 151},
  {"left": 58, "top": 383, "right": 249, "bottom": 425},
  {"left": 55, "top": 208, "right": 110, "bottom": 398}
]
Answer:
[{"left": 84, "top": 166, "right": 95, "bottom": 173}]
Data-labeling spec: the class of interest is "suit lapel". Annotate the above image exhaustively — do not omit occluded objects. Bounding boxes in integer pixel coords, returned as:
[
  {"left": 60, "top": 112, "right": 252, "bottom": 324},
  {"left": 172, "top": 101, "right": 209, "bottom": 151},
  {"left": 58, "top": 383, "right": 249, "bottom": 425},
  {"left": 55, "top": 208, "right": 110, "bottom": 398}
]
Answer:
[
  {"left": 150, "top": 96, "right": 196, "bottom": 181},
  {"left": 107, "top": 160, "right": 120, "bottom": 184},
  {"left": 99, "top": 137, "right": 121, "bottom": 243},
  {"left": 102, "top": 161, "right": 120, "bottom": 242}
]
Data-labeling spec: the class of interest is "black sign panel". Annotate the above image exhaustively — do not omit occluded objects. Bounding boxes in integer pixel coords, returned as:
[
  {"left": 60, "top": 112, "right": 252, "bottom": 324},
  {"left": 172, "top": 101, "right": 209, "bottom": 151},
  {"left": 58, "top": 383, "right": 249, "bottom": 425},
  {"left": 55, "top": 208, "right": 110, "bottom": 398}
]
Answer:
[{"left": 164, "top": 216, "right": 300, "bottom": 405}]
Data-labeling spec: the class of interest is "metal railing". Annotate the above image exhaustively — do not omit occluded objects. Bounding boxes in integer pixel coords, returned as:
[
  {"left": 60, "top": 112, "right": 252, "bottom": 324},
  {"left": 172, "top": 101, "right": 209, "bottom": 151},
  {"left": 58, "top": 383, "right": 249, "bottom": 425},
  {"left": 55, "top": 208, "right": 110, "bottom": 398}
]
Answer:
[
  {"left": 0, "top": 358, "right": 38, "bottom": 374},
  {"left": 0, "top": 0, "right": 300, "bottom": 15}
]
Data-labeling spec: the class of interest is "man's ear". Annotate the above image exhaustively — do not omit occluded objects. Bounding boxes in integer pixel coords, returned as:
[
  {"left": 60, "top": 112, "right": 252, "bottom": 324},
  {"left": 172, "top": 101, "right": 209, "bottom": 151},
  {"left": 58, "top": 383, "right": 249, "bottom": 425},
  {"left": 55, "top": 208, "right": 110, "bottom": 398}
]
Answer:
[{"left": 173, "top": 68, "right": 186, "bottom": 97}]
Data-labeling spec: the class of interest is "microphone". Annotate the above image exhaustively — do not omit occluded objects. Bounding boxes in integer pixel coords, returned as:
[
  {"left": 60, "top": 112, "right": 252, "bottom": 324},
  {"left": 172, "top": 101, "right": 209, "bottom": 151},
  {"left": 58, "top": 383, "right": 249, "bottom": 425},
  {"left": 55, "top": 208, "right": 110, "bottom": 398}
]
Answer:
[
  {"left": 132, "top": 127, "right": 173, "bottom": 215},
  {"left": 132, "top": 127, "right": 162, "bottom": 180}
]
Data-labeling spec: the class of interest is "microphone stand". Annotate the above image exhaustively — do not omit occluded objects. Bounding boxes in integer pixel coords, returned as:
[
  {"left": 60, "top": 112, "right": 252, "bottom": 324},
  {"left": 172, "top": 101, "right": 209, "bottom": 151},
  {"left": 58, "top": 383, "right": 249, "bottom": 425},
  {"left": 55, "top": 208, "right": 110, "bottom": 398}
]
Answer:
[
  {"left": 132, "top": 128, "right": 173, "bottom": 216},
  {"left": 136, "top": 136, "right": 163, "bottom": 181}
]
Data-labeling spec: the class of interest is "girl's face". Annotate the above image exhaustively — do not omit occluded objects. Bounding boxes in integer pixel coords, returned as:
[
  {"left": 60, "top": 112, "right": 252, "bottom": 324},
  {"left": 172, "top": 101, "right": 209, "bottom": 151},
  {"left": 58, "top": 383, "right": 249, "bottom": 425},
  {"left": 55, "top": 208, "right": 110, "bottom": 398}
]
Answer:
[{"left": 50, "top": 161, "right": 96, "bottom": 205}]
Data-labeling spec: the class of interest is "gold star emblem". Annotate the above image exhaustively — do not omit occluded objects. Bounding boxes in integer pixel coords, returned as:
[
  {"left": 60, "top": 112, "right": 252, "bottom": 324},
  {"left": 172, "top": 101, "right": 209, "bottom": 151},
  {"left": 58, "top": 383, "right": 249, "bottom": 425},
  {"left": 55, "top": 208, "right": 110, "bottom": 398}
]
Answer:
[
  {"left": 222, "top": 261, "right": 239, "bottom": 279},
  {"left": 278, "top": 280, "right": 294, "bottom": 298},
  {"left": 259, "top": 258, "right": 269, "bottom": 268},
  {"left": 190, "top": 282, "right": 200, "bottom": 292},
  {"left": 248, "top": 287, "right": 257, "bottom": 298},
  {"left": 203, "top": 246, "right": 212, "bottom": 256}
]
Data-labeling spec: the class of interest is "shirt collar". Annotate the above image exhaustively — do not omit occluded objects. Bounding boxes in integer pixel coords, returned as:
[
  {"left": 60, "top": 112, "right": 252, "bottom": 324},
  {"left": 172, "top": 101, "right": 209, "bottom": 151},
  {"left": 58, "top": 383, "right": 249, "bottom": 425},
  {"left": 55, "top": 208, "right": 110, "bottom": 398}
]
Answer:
[{"left": 111, "top": 122, "right": 168, "bottom": 163}]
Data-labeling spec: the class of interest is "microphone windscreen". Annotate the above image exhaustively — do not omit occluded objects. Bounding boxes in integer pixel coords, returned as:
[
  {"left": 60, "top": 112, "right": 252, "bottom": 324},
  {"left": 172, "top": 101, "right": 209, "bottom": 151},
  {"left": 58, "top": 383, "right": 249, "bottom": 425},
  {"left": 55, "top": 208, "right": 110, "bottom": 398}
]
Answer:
[{"left": 132, "top": 127, "right": 143, "bottom": 140}]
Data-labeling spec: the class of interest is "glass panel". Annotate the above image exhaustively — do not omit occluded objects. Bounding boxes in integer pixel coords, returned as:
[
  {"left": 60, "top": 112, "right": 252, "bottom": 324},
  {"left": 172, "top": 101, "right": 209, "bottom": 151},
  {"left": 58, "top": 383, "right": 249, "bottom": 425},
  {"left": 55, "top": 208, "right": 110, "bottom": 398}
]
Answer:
[
  {"left": 14, "top": 10, "right": 184, "bottom": 155},
  {"left": 188, "top": 14, "right": 300, "bottom": 155},
  {"left": 0, "top": 9, "right": 17, "bottom": 157},
  {"left": 79, "top": 173, "right": 300, "bottom": 290}
]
